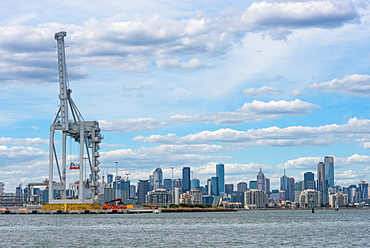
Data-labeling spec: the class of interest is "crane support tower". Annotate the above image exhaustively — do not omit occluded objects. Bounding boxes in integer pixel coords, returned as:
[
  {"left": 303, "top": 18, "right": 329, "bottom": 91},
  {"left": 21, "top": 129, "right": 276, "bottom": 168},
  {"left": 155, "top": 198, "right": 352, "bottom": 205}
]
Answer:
[{"left": 48, "top": 31, "right": 103, "bottom": 204}]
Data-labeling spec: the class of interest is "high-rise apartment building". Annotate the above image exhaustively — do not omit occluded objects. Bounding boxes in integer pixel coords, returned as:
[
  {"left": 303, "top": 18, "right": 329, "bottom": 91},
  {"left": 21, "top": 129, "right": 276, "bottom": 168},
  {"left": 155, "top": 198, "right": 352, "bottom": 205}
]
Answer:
[
  {"left": 298, "top": 189, "right": 322, "bottom": 208},
  {"left": 146, "top": 189, "right": 172, "bottom": 207},
  {"left": 324, "top": 156, "right": 334, "bottom": 188},
  {"left": 304, "top": 172, "right": 315, "bottom": 190},
  {"left": 237, "top": 182, "right": 248, "bottom": 192},
  {"left": 329, "top": 192, "right": 348, "bottom": 208},
  {"left": 216, "top": 163, "right": 225, "bottom": 194},
  {"left": 182, "top": 167, "right": 191, "bottom": 192},
  {"left": 244, "top": 189, "right": 268, "bottom": 209}
]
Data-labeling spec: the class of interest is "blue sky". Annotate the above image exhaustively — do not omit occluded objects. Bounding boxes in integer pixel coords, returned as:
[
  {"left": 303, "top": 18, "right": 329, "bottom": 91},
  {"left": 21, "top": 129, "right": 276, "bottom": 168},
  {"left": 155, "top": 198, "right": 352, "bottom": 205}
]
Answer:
[{"left": 1, "top": 0, "right": 370, "bottom": 192}]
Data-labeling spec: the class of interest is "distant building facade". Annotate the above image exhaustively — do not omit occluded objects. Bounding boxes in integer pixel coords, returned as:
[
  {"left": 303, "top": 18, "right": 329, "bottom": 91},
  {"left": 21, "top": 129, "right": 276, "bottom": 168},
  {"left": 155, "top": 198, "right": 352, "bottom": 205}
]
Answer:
[
  {"left": 216, "top": 163, "right": 225, "bottom": 194},
  {"left": 153, "top": 167, "right": 163, "bottom": 190},
  {"left": 137, "top": 180, "right": 150, "bottom": 204},
  {"left": 298, "top": 189, "right": 322, "bottom": 208},
  {"left": 237, "top": 182, "right": 248, "bottom": 192},
  {"left": 304, "top": 172, "right": 315, "bottom": 190},
  {"left": 329, "top": 192, "right": 348, "bottom": 208},
  {"left": 244, "top": 189, "right": 268, "bottom": 209},
  {"left": 182, "top": 167, "right": 191, "bottom": 192},
  {"left": 146, "top": 189, "right": 172, "bottom": 207}
]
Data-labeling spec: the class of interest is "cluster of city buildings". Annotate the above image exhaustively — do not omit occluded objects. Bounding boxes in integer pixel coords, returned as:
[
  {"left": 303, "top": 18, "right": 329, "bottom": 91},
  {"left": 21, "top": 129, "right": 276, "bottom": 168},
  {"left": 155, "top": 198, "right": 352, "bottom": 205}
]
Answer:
[{"left": 0, "top": 156, "right": 369, "bottom": 208}]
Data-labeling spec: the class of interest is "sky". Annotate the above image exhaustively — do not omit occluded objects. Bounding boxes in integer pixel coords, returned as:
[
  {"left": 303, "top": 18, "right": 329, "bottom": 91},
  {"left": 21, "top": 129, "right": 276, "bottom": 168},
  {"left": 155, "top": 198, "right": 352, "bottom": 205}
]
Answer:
[{"left": 1, "top": 0, "right": 370, "bottom": 192}]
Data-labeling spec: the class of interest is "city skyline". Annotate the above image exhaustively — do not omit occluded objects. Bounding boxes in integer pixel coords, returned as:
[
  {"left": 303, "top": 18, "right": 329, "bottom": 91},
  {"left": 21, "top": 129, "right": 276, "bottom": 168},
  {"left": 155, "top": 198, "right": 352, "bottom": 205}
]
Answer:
[{"left": 1, "top": 1, "right": 370, "bottom": 191}]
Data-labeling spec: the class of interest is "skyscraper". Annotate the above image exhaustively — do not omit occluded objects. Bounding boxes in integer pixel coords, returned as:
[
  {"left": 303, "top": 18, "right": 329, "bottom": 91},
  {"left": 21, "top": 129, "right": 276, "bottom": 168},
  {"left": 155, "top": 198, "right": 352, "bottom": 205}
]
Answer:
[
  {"left": 317, "top": 161, "right": 328, "bottom": 204},
  {"left": 192, "top": 178, "right": 200, "bottom": 189},
  {"left": 182, "top": 167, "right": 191, "bottom": 192},
  {"left": 216, "top": 163, "right": 225, "bottom": 194},
  {"left": 163, "top": 179, "right": 172, "bottom": 190},
  {"left": 249, "top": 180, "right": 257, "bottom": 189},
  {"left": 153, "top": 167, "right": 163, "bottom": 190},
  {"left": 304, "top": 172, "right": 315, "bottom": 190},
  {"left": 237, "top": 182, "right": 248, "bottom": 192},
  {"left": 257, "top": 167, "right": 265, "bottom": 192},
  {"left": 280, "top": 171, "right": 290, "bottom": 201},
  {"left": 137, "top": 179, "right": 150, "bottom": 204},
  {"left": 225, "top": 184, "right": 234, "bottom": 195},
  {"left": 324, "top": 156, "right": 334, "bottom": 188},
  {"left": 211, "top": 176, "right": 219, "bottom": 196}
]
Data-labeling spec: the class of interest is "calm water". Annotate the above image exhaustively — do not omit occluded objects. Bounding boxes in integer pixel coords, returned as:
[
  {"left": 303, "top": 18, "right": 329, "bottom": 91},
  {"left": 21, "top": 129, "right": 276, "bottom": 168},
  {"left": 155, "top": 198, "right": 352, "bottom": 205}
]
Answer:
[{"left": 1, "top": 210, "right": 369, "bottom": 247}]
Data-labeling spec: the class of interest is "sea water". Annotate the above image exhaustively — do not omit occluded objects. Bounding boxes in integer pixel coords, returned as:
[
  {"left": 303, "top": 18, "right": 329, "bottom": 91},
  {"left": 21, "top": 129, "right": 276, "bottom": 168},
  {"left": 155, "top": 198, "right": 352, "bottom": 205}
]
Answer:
[{"left": 1, "top": 209, "right": 369, "bottom": 247}]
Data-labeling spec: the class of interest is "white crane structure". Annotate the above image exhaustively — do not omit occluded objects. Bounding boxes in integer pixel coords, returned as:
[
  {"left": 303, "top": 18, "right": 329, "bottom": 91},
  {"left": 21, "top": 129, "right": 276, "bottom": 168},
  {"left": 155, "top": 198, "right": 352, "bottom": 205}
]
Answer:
[{"left": 48, "top": 31, "right": 103, "bottom": 204}]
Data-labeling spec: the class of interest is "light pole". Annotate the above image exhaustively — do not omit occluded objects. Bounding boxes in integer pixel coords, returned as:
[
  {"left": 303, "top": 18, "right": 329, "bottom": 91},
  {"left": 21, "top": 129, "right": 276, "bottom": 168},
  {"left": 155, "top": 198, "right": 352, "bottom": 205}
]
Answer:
[
  {"left": 170, "top": 167, "right": 174, "bottom": 204},
  {"left": 115, "top": 161, "right": 118, "bottom": 199}
]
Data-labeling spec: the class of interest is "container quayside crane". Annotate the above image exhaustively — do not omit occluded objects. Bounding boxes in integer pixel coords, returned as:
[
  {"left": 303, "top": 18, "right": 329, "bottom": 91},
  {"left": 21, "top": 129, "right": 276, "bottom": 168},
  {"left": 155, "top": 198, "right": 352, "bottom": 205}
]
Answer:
[{"left": 48, "top": 31, "right": 103, "bottom": 204}]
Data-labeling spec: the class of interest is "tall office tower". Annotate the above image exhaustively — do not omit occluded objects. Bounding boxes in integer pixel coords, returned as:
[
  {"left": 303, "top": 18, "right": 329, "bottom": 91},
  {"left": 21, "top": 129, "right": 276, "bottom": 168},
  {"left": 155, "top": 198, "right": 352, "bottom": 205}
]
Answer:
[
  {"left": 182, "top": 167, "right": 191, "bottom": 192},
  {"left": 192, "top": 178, "right": 200, "bottom": 189},
  {"left": 129, "top": 185, "right": 136, "bottom": 199},
  {"left": 137, "top": 179, "right": 150, "bottom": 204},
  {"left": 207, "top": 178, "right": 212, "bottom": 195},
  {"left": 216, "top": 163, "right": 225, "bottom": 194},
  {"left": 0, "top": 182, "right": 4, "bottom": 195},
  {"left": 294, "top": 181, "right": 304, "bottom": 202},
  {"left": 257, "top": 167, "right": 266, "bottom": 192},
  {"left": 173, "top": 178, "right": 182, "bottom": 188},
  {"left": 289, "top": 177, "right": 295, "bottom": 202},
  {"left": 358, "top": 182, "right": 369, "bottom": 202},
  {"left": 153, "top": 167, "right": 163, "bottom": 190},
  {"left": 280, "top": 171, "right": 290, "bottom": 201},
  {"left": 237, "top": 182, "right": 248, "bottom": 192},
  {"left": 317, "top": 162, "right": 328, "bottom": 204},
  {"left": 304, "top": 172, "right": 315, "bottom": 190},
  {"left": 324, "top": 156, "right": 334, "bottom": 188},
  {"left": 163, "top": 179, "right": 172, "bottom": 190},
  {"left": 211, "top": 176, "right": 219, "bottom": 196},
  {"left": 107, "top": 174, "right": 113, "bottom": 184},
  {"left": 249, "top": 180, "right": 257, "bottom": 189},
  {"left": 265, "top": 177, "right": 271, "bottom": 195},
  {"left": 225, "top": 184, "right": 234, "bottom": 195}
]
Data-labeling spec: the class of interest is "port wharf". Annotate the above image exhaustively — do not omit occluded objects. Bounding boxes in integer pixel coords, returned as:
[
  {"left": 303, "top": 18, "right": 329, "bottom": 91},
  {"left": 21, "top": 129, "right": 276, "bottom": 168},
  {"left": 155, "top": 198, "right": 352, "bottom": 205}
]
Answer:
[{"left": 0, "top": 207, "right": 237, "bottom": 215}]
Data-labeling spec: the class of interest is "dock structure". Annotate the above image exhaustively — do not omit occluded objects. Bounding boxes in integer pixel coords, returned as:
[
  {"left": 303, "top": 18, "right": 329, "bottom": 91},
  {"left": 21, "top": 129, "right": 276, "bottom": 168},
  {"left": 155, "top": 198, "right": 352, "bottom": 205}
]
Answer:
[{"left": 0, "top": 208, "right": 159, "bottom": 214}]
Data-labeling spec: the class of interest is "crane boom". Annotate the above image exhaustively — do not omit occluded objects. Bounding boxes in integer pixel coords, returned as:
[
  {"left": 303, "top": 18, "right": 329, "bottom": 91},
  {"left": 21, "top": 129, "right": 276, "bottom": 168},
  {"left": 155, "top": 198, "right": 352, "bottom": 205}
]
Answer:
[{"left": 54, "top": 31, "right": 69, "bottom": 131}]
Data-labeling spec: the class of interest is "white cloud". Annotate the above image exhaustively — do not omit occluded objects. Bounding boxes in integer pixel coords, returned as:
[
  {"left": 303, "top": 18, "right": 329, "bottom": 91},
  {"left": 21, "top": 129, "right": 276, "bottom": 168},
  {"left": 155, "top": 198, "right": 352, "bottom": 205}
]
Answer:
[
  {"left": 307, "top": 74, "right": 370, "bottom": 97},
  {"left": 100, "top": 99, "right": 318, "bottom": 132},
  {"left": 156, "top": 58, "right": 213, "bottom": 70},
  {"left": 133, "top": 117, "right": 370, "bottom": 147},
  {"left": 122, "top": 83, "right": 151, "bottom": 91},
  {"left": 100, "top": 144, "right": 232, "bottom": 169},
  {"left": 243, "top": 1, "right": 359, "bottom": 29},
  {"left": 0, "top": 137, "right": 48, "bottom": 146},
  {"left": 243, "top": 86, "right": 284, "bottom": 96},
  {"left": 0, "top": 1, "right": 362, "bottom": 83},
  {"left": 99, "top": 118, "right": 162, "bottom": 132},
  {"left": 289, "top": 89, "right": 303, "bottom": 97}
]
